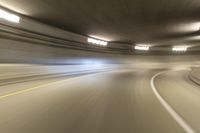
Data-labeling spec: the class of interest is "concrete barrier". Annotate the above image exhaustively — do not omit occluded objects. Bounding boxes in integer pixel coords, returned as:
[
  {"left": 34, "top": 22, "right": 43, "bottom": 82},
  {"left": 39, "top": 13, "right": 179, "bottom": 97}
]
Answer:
[
  {"left": 189, "top": 67, "right": 200, "bottom": 85},
  {"left": 0, "top": 64, "right": 118, "bottom": 82}
]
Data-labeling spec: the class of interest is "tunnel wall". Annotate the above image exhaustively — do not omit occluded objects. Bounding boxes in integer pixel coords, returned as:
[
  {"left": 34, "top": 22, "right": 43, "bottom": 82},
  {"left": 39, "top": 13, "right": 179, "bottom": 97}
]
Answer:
[
  {"left": 0, "top": 12, "right": 200, "bottom": 65},
  {"left": 0, "top": 12, "right": 132, "bottom": 55},
  {"left": 0, "top": 64, "right": 118, "bottom": 81},
  {"left": 189, "top": 67, "right": 200, "bottom": 85},
  {"left": 1, "top": 36, "right": 200, "bottom": 65}
]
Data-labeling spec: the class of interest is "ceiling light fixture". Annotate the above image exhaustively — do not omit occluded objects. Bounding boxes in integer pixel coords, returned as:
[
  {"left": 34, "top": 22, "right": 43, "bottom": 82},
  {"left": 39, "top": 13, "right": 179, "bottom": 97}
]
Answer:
[
  {"left": 134, "top": 44, "right": 150, "bottom": 51},
  {"left": 172, "top": 46, "right": 188, "bottom": 52},
  {"left": 88, "top": 38, "right": 107, "bottom": 46},
  {"left": 0, "top": 9, "right": 20, "bottom": 23}
]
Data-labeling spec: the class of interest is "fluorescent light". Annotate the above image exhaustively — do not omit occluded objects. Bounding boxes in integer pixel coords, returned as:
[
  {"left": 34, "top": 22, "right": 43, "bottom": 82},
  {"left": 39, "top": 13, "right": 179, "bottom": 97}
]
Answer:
[
  {"left": 0, "top": 9, "right": 20, "bottom": 23},
  {"left": 88, "top": 38, "right": 107, "bottom": 46},
  {"left": 134, "top": 44, "right": 150, "bottom": 51},
  {"left": 172, "top": 46, "right": 188, "bottom": 52}
]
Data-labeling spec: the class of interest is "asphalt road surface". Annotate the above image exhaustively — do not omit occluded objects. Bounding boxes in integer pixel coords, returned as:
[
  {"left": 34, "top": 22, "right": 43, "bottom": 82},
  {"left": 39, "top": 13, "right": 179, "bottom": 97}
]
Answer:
[{"left": 0, "top": 68, "right": 199, "bottom": 133}]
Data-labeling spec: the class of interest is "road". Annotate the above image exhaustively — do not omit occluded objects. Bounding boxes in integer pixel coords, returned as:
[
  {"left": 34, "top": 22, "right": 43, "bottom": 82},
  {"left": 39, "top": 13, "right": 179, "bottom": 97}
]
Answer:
[{"left": 0, "top": 68, "right": 199, "bottom": 133}]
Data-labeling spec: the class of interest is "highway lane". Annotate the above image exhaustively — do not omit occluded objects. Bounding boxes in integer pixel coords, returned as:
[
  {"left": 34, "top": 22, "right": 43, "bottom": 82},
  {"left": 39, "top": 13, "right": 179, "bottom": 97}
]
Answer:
[
  {"left": 0, "top": 68, "right": 196, "bottom": 133},
  {"left": 0, "top": 70, "right": 107, "bottom": 96},
  {"left": 154, "top": 70, "right": 200, "bottom": 133}
]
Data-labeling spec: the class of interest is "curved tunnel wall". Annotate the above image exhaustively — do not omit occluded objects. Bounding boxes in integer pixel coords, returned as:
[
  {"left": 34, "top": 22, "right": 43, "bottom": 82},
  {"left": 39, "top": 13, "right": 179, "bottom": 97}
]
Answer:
[
  {"left": 0, "top": 12, "right": 200, "bottom": 66},
  {"left": 189, "top": 67, "right": 200, "bottom": 85}
]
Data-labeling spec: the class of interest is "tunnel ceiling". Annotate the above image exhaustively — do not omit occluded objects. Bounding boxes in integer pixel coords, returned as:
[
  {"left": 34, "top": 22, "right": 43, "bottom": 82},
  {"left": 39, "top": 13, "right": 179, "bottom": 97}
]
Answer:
[{"left": 1, "top": 0, "right": 200, "bottom": 46}]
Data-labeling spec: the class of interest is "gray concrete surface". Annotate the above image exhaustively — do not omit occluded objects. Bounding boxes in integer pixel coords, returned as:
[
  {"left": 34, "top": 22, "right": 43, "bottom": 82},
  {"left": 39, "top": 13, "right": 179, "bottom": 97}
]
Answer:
[
  {"left": 0, "top": 64, "right": 116, "bottom": 80},
  {"left": 0, "top": 65, "right": 200, "bottom": 133},
  {"left": 189, "top": 67, "right": 200, "bottom": 85},
  {"left": 155, "top": 70, "right": 200, "bottom": 132}
]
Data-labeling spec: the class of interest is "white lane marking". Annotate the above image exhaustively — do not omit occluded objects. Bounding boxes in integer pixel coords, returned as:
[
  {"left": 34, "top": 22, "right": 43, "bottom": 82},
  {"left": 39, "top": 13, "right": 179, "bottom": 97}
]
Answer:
[{"left": 150, "top": 71, "right": 196, "bottom": 133}]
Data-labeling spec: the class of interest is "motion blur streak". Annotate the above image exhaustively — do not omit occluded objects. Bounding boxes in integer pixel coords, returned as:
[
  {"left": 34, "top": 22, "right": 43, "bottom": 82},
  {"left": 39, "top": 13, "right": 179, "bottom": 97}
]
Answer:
[
  {"left": 1, "top": 0, "right": 200, "bottom": 132},
  {"left": 151, "top": 71, "right": 195, "bottom": 133},
  {"left": 0, "top": 35, "right": 200, "bottom": 133},
  {"left": 0, "top": 62, "right": 200, "bottom": 133}
]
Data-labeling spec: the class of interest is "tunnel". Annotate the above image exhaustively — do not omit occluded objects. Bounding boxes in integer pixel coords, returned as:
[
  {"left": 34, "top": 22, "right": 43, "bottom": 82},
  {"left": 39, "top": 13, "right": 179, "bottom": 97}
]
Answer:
[{"left": 0, "top": 0, "right": 200, "bottom": 133}]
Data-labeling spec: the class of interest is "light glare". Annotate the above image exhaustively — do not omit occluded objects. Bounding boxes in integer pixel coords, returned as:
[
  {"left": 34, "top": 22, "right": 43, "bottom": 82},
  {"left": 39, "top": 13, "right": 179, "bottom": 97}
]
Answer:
[
  {"left": 0, "top": 9, "right": 20, "bottom": 23},
  {"left": 172, "top": 46, "right": 188, "bottom": 52},
  {"left": 87, "top": 38, "right": 108, "bottom": 46},
  {"left": 134, "top": 44, "right": 150, "bottom": 51}
]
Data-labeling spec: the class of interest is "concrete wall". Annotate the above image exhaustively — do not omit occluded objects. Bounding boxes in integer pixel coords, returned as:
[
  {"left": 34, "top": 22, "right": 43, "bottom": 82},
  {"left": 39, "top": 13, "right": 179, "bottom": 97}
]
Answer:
[
  {"left": 189, "top": 67, "right": 200, "bottom": 85},
  {"left": 0, "top": 11, "right": 200, "bottom": 65},
  {"left": 0, "top": 64, "right": 118, "bottom": 81}
]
